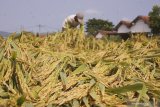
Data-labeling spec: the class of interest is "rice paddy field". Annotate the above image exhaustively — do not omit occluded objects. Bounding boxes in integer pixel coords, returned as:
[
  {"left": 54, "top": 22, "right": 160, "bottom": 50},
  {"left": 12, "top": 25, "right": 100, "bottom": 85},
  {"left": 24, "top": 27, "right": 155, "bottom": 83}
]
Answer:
[{"left": 0, "top": 29, "right": 160, "bottom": 107}]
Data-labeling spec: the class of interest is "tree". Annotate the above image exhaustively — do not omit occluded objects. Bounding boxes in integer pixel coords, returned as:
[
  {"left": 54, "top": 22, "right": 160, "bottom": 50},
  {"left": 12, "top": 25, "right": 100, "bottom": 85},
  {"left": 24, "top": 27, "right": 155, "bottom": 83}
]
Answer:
[
  {"left": 148, "top": 5, "right": 160, "bottom": 34},
  {"left": 86, "top": 18, "right": 114, "bottom": 35}
]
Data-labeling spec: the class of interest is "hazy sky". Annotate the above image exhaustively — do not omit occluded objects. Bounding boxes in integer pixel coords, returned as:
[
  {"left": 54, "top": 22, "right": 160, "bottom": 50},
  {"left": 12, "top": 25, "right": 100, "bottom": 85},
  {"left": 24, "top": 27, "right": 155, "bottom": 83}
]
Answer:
[{"left": 0, "top": 0, "right": 159, "bottom": 33}]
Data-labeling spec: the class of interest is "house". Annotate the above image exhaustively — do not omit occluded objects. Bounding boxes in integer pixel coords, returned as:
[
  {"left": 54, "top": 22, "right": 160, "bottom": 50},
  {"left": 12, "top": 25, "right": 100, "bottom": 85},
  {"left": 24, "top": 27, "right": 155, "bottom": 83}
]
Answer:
[
  {"left": 96, "top": 20, "right": 132, "bottom": 39},
  {"left": 130, "top": 16, "right": 151, "bottom": 33},
  {"left": 115, "top": 20, "right": 131, "bottom": 33},
  {"left": 96, "top": 30, "right": 117, "bottom": 39},
  {"left": 115, "top": 15, "right": 151, "bottom": 34},
  {"left": 95, "top": 15, "right": 152, "bottom": 40},
  {"left": 114, "top": 15, "right": 152, "bottom": 39}
]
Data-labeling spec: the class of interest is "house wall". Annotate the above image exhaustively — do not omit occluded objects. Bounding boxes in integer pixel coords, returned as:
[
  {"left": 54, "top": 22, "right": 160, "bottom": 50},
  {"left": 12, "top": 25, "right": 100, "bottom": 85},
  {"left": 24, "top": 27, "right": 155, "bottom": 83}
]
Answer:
[
  {"left": 117, "top": 24, "right": 130, "bottom": 33},
  {"left": 96, "top": 33, "right": 103, "bottom": 39},
  {"left": 131, "top": 19, "right": 151, "bottom": 33}
]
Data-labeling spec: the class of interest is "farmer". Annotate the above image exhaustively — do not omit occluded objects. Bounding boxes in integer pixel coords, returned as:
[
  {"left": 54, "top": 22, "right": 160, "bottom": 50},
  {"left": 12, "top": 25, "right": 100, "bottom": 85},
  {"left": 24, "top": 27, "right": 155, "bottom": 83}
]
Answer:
[{"left": 62, "top": 12, "right": 84, "bottom": 31}]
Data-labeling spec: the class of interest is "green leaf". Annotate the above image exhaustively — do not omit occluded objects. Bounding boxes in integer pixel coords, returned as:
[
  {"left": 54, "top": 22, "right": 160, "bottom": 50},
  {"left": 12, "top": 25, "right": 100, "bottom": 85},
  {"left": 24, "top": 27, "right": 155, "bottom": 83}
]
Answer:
[
  {"left": 10, "top": 41, "right": 21, "bottom": 57},
  {"left": 90, "top": 79, "right": 96, "bottom": 86},
  {"left": 47, "top": 104, "right": 53, "bottom": 107},
  {"left": 136, "top": 83, "right": 149, "bottom": 105},
  {"left": 17, "top": 96, "right": 25, "bottom": 106},
  {"left": 72, "top": 99, "right": 80, "bottom": 107},
  {"left": 24, "top": 102, "right": 34, "bottom": 107},
  {"left": 69, "top": 62, "right": 77, "bottom": 67},
  {"left": 72, "top": 64, "right": 87, "bottom": 75},
  {"left": 109, "top": 83, "right": 143, "bottom": 94},
  {"left": 0, "top": 92, "right": 9, "bottom": 99},
  {"left": 82, "top": 97, "right": 90, "bottom": 107},
  {"left": 11, "top": 51, "right": 17, "bottom": 60},
  {"left": 96, "top": 103, "right": 106, "bottom": 107},
  {"left": 98, "top": 83, "right": 105, "bottom": 95},
  {"left": 0, "top": 48, "right": 4, "bottom": 61},
  {"left": 60, "top": 71, "right": 67, "bottom": 89},
  {"left": 89, "top": 90, "right": 98, "bottom": 100}
]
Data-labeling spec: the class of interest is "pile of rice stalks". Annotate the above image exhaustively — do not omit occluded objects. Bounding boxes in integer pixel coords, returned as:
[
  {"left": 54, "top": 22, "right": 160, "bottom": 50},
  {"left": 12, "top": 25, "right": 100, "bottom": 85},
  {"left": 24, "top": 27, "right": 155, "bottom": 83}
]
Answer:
[{"left": 0, "top": 29, "right": 160, "bottom": 107}]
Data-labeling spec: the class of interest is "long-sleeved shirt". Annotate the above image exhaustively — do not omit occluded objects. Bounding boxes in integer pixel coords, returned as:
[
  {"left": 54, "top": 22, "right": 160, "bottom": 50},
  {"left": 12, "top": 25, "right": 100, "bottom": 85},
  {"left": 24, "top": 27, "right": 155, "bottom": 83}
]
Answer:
[{"left": 62, "top": 15, "right": 81, "bottom": 29}]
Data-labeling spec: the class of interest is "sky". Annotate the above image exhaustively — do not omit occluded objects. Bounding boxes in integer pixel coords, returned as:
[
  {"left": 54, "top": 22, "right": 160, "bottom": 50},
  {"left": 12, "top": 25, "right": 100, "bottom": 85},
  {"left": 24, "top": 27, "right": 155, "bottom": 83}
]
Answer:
[{"left": 0, "top": 0, "right": 160, "bottom": 33}]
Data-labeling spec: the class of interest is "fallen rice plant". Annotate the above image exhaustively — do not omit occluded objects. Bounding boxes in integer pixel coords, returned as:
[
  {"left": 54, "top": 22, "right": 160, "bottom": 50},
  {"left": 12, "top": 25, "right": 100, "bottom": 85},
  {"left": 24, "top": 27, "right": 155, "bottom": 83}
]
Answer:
[{"left": 0, "top": 30, "right": 160, "bottom": 107}]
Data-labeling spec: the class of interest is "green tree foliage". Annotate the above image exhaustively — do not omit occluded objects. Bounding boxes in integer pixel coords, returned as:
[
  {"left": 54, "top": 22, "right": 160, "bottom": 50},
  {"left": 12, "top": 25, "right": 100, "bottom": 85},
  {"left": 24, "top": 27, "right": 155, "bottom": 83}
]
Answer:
[
  {"left": 149, "top": 5, "right": 160, "bottom": 34},
  {"left": 86, "top": 18, "right": 114, "bottom": 35}
]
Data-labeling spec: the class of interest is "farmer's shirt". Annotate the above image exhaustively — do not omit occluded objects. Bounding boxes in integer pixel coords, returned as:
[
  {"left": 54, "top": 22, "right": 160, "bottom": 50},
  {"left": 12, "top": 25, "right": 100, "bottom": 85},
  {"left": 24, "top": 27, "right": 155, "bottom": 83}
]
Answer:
[{"left": 62, "top": 15, "right": 80, "bottom": 29}]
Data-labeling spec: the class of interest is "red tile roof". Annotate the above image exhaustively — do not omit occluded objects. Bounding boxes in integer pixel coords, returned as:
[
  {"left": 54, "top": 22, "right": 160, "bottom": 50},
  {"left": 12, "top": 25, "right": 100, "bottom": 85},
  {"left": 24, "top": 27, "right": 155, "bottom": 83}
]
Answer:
[
  {"left": 115, "top": 20, "right": 132, "bottom": 30},
  {"left": 132, "top": 15, "right": 149, "bottom": 24},
  {"left": 115, "top": 16, "right": 150, "bottom": 30}
]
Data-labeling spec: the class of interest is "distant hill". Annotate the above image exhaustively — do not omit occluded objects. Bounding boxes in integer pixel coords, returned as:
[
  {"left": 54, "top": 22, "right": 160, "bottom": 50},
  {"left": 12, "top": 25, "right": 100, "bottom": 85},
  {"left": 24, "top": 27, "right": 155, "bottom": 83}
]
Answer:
[{"left": 0, "top": 31, "right": 10, "bottom": 38}]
